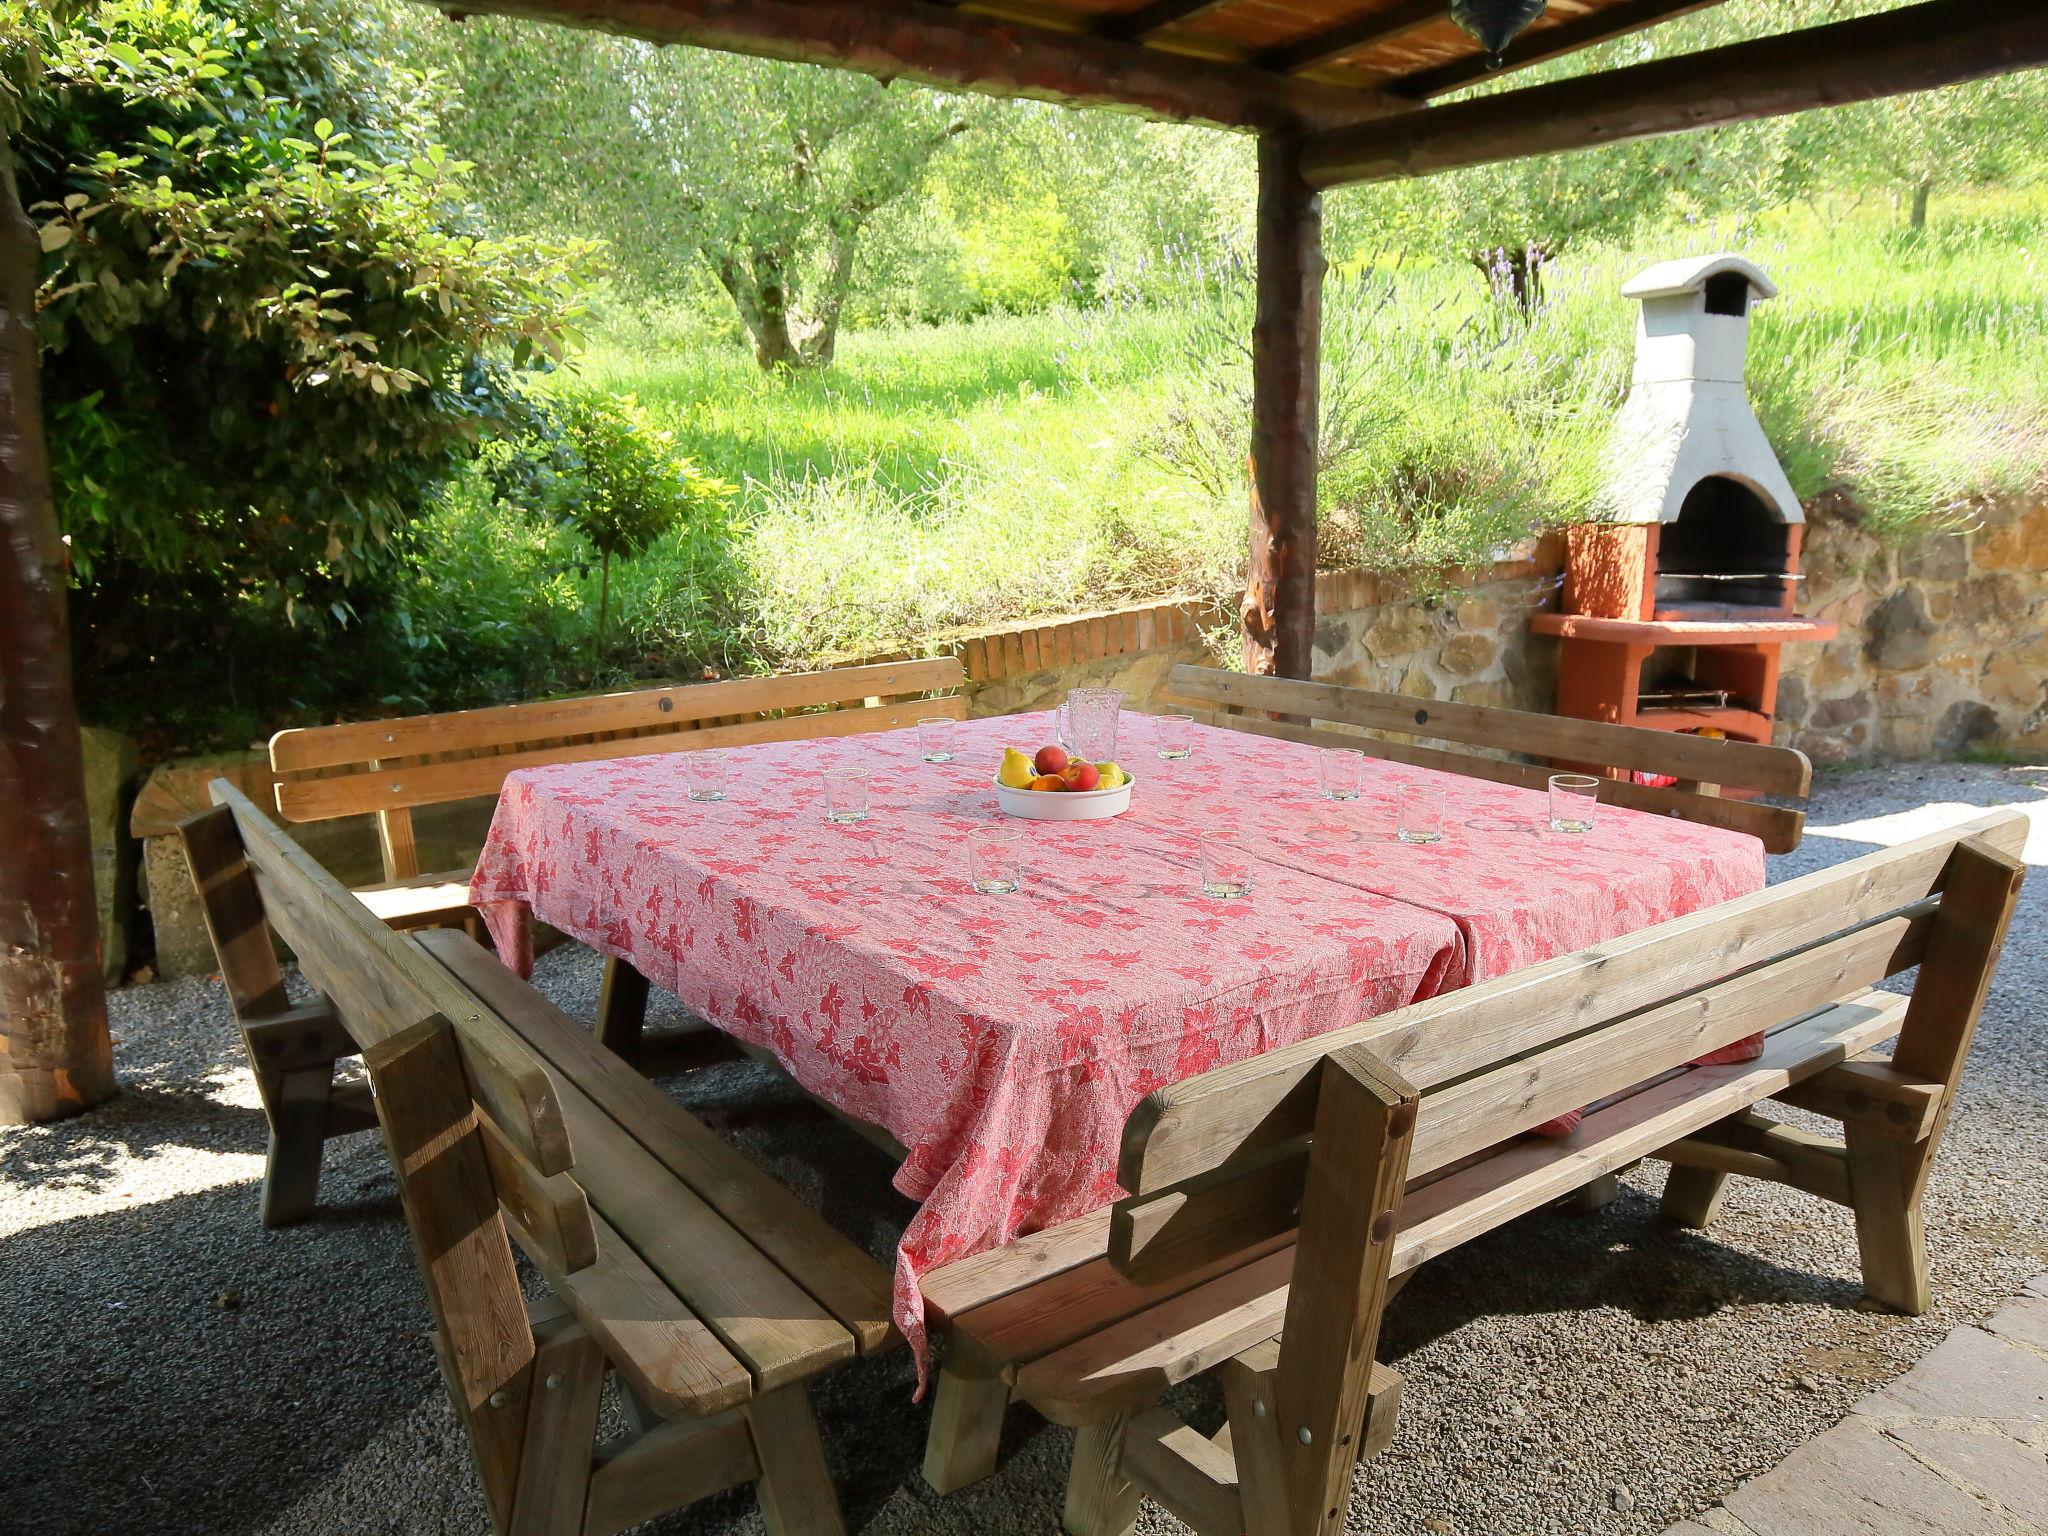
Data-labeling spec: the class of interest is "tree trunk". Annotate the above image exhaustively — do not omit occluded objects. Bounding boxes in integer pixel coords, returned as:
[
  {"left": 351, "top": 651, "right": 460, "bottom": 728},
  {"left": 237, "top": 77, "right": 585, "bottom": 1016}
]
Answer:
[
  {"left": 0, "top": 140, "right": 115, "bottom": 1125},
  {"left": 1909, "top": 178, "right": 1933, "bottom": 229},
  {"left": 1242, "top": 131, "right": 1324, "bottom": 681}
]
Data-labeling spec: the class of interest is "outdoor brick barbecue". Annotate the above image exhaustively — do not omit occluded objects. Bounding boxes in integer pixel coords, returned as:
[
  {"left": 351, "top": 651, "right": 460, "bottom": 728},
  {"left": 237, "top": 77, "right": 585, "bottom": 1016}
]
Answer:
[{"left": 1532, "top": 254, "right": 1838, "bottom": 746}]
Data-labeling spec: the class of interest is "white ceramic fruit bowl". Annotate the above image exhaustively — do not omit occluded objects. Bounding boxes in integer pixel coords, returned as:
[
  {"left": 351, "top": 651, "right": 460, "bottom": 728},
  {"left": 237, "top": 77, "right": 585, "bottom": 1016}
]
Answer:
[{"left": 993, "top": 774, "right": 1135, "bottom": 821}]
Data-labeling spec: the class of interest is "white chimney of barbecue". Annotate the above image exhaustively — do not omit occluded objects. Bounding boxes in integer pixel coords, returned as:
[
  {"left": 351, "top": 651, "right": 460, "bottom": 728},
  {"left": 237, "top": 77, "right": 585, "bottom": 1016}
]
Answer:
[{"left": 1601, "top": 253, "right": 1803, "bottom": 526}]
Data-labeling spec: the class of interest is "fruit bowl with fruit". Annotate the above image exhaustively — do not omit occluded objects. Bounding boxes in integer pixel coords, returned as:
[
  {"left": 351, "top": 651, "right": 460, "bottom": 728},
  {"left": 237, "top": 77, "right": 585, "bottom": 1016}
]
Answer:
[{"left": 993, "top": 744, "right": 1135, "bottom": 821}]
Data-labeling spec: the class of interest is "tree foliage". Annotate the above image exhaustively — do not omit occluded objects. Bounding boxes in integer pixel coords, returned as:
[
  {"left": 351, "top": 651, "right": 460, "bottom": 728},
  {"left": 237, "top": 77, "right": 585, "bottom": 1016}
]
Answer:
[
  {"left": 413, "top": 15, "right": 971, "bottom": 368},
  {"left": 9, "top": 0, "right": 595, "bottom": 634}
]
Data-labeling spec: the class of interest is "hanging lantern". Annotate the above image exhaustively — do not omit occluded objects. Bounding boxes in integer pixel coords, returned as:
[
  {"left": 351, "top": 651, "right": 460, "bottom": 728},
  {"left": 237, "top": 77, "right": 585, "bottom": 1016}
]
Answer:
[{"left": 1449, "top": 0, "right": 1548, "bottom": 68}]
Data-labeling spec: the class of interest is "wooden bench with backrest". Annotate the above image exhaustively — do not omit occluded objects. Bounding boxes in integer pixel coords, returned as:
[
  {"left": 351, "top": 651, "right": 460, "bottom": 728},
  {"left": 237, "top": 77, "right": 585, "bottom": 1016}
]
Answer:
[
  {"left": 267, "top": 657, "right": 968, "bottom": 929},
  {"left": 915, "top": 813, "right": 2025, "bottom": 1536},
  {"left": 180, "top": 781, "right": 895, "bottom": 1535},
  {"left": 1161, "top": 664, "right": 1814, "bottom": 853}
]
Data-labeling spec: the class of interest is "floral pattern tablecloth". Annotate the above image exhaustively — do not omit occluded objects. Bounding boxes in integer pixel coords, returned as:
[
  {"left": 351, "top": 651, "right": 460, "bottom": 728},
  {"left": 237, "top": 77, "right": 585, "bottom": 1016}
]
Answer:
[{"left": 470, "top": 710, "right": 1766, "bottom": 1380}]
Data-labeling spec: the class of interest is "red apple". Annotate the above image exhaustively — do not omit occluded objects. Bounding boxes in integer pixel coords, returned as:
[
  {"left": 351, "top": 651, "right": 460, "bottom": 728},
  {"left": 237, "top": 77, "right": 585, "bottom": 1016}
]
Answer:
[
  {"left": 1064, "top": 761, "right": 1100, "bottom": 791},
  {"left": 1033, "top": 744, "right": 1070, "bottom": 776}
]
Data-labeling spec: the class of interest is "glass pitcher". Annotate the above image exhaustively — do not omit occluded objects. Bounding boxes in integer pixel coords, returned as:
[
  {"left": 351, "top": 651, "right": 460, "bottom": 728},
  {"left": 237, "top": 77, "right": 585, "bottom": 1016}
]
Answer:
[{"left": 1059, "top": 687, "right": 1124, "bottom": 763}]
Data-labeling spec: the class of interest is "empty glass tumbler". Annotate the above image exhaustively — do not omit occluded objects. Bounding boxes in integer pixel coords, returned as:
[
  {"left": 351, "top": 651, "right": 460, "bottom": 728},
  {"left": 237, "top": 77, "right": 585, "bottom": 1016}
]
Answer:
[
  {"left": 1198, "top": 836, "right": 1254, "bottom": 899},
  {"left": 1156, "top": 714, "right": 1195, "bottom": 761},
  {"left": 1396, "top": 785, "right": 1447, "bottom": 845},
  {"left": 822, "top": 768, "right": 871, "bottom": 824},
  {"left": 1549, "top": 773, "right": 1601, "bottom": 833},
  {"left": 687, "top": 750, "right": 733, "bottom": 803},
  {"left": 918, "top": 717, "right": 957, "bottom": 763},
  {"left": 1317, "top": 747, "right": 1365, "bottom": 801},
  {"left": 966, "top": 828, "right": 1023, "bottom": 895}
]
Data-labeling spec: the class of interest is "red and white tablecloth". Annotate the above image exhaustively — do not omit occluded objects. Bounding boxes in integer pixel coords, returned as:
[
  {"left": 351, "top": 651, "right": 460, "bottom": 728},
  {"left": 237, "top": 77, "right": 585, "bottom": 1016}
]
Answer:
[{"left": 470, "top": 711, "right": 1766, "bottom": 1381}]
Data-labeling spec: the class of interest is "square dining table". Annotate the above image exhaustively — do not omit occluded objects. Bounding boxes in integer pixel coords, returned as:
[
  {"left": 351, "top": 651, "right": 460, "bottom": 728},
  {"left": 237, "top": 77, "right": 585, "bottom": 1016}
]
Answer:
[{"left": 470, "top": 709, "right": 1767, "bottom": 1379}]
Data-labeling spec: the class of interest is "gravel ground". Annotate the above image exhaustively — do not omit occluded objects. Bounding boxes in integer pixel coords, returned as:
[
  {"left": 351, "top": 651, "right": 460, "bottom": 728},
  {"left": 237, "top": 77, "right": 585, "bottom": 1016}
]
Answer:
[{"left": 4, "top": 761, "right": 2045, "bottom": 1536}]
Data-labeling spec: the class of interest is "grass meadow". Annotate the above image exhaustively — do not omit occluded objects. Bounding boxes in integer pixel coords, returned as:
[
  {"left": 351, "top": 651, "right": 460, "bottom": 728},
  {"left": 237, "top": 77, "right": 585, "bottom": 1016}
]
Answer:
[{"left": 399, "top": 198, "right": 2048, "bottom": 692}]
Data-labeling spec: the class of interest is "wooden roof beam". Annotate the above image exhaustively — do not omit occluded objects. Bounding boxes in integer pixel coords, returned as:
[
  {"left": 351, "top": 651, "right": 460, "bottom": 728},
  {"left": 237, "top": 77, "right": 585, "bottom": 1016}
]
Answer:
[
  {"left": 1258, "top": 0, "right": 1446, "bottom": 78},
  {"left": 1389, "top": 0, "right": 1728, "bottom": 99},
  {"left": 1099, "top": 0, "right": 1237, "bottom": 45},
  {"left": 1302, "top": 0, "right": 2048, "bottom": 188},
  {"left": 423, "top": 0, "right": 1399, "bottom": 133}
]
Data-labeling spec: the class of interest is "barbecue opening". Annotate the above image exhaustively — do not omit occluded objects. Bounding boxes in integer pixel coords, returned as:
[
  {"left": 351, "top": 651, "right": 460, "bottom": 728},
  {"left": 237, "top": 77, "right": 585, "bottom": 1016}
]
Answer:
[{"left": 1654, "top": 476, "right": 1794, "bottom": 614}]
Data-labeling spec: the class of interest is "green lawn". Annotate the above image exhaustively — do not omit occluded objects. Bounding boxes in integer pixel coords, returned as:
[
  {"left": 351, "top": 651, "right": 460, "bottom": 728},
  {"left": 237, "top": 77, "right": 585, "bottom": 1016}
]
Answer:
[{"left": 415, "top": 198, "right": 2048, "bottom": 680}]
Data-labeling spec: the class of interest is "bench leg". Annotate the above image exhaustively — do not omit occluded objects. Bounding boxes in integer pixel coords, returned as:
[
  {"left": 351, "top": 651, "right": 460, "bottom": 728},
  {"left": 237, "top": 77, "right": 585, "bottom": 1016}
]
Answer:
[
  {"left": 260, "top": 1062, "right": 338, "bottom": 1227},
  {"left": 510, "top": 1314, "right": 606, "bottom": 1536},
  {"left": 1660, "top": 1164, "right": 1730, "bottom": 1229},
  {"left": 1846, "top": 1122, "right": 1930, "bottom": 1315},
  {"left": 595, "top": 957, "right": 650, "bottom": 1064},
  {"left": 747, "top": 1384, "right": 846, "bottom": 1536},
  {"left": 922, "top": 1334, "right": 1010, "bottom": 1494},
  {"left": 1570, "top": 1172, "right": 1624, "bottom": 1213},
  {"left": 1063, "top": 1414, "right": 1139, "bottom": 1536}
]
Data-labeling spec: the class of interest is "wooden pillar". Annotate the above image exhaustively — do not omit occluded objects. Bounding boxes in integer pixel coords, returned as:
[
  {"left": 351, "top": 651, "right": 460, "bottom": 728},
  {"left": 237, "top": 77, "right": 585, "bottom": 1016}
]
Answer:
[
  {"left": 0, "top": 139, "right": 114, "bottom": 1124},
  {"left": 1242, "top": 130, "right": 1324, "bottom": 681}
]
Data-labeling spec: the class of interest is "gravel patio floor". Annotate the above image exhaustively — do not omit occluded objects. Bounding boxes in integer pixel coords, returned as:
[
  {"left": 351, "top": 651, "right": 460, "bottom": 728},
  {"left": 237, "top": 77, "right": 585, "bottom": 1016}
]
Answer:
[{"left": 4, "top": 761, "right": 2046, "bottom": 1536}]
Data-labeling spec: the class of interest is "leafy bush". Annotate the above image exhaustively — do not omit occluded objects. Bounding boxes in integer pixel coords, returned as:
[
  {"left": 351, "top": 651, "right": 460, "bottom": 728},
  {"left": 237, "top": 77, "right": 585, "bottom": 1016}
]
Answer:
[{"left": 11, "top": 0, "right": 595, "bottom": 630}]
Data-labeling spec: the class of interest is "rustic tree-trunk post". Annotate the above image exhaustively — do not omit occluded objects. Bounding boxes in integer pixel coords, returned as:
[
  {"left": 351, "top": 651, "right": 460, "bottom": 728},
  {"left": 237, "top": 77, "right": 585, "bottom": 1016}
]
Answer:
[
  {"left": 1242, "top": 130, "right": 1323, "bottom": 679},
  {"left": 0, "top": 138, "right": 116, "bottom": 1125}
]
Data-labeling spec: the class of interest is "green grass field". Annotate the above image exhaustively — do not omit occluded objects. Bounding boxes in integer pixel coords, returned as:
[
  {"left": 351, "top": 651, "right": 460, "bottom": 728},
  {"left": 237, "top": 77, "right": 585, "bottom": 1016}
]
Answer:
[{"left": 410, "top": 199, "right": 2048, "bottom": 683}]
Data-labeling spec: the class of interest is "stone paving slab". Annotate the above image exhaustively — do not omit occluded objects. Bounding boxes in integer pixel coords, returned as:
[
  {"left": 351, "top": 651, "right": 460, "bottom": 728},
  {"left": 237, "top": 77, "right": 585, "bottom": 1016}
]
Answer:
[{"left": 1663, "top": 1283, "right": 2048, "bottom": 1536}]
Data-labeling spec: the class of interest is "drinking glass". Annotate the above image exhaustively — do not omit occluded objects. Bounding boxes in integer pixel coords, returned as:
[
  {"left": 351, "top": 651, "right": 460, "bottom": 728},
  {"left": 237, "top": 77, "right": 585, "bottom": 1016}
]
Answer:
[
  {"left": 966, "top": 828, "right": 1023, "bottom": 895},
  {"left": 686, "top": 749, "right": 732, "bottom": 803},
  {"left": 917, "top": 717, "right": 957, "bottom": 763},
  {"left": 1549, "top": 773, "right": 1601, "bottom": 834},
  {"left": 822, "top": 768, "right": 871, "bottom": 824},
  {"left": 1061, "top": 688, "right": 1124, "bottom": 762},
  {"left": 1395, "top": 784, "right": 1447, "bottom": 845},
  {"left": 1317, "top": 747, "right": 1365, "bottom": 801},
  {"left": 1157, "top": 714, "right": 1195, "bottom": 761},
  {"left": 1197, "top": 835, "right": 1253, "bottom": 899}
]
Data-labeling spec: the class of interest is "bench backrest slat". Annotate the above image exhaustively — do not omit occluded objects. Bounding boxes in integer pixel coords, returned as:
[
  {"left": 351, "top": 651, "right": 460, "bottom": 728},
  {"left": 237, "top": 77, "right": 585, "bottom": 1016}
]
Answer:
[
  {"left": 196, "top": 781, "right": 573, "bottom": 1178},
  {"left": 275, "top": 695, "right": 964, "bottom": 823},
  {"left": 1162, "top": 664, "right": 1813, "bottom": 852},
  {"left": 1109, "top": 810, "right": 2028, "bottom": 1287}
]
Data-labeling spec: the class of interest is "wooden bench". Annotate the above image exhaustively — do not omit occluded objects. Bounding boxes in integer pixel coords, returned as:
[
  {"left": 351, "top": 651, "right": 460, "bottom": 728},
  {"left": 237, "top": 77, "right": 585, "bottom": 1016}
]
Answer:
[
  {"left": 180, "top": 781, "right": 895, "bottom": 1535},
  {"left": 916, "top": 812, "right": 2025, "bottom": 1536},
  {"left": 1162, "top": 664, "right": 1814, "bottom": 853},
  {"left": 266, "top": 657, "right": 968, "bottom": 931}
]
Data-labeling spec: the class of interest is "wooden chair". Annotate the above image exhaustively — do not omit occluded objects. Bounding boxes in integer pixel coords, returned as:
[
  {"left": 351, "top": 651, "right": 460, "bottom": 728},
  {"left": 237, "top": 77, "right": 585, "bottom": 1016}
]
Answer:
[
  {"left": 917, "top": 812, "right": 2025, "bottom": 1536},
  {"left": 180, "top": 782, "right": 895, "bottom": 1534},
  {"left": 1161, "top": 664, "right": 1814, "bottom": 852},
  {"left": 266, "top": 657, "right": 968, "bottom": 930}
]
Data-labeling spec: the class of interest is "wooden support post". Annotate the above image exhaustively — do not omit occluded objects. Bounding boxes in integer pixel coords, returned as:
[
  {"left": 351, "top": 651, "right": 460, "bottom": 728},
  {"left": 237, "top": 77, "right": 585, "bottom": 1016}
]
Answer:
[
  {"left": 0, "top": 138, "right": 114, "bottom": 1126},
  {"left": 595, "top": 956, "right": 651, "bottom": 1063},
  {"left": 1063, "top": 1413, "right": 1140, "bottom": 1536},
  {"left": 746, "top": 1384, "right": 848, "bottom": 1536},
  {"left": 1242, "top": 131, "right": 1323, "bottom": 683},
  {"left": 922, "top": 1332, "right": 1011, "bottom": 1494},
  {"left": 1266, "top": 1046, "right": 1416, "bottom": 1536},
  {"left": 509, "top": 1312, "right": 607, "bottom": 1536}
]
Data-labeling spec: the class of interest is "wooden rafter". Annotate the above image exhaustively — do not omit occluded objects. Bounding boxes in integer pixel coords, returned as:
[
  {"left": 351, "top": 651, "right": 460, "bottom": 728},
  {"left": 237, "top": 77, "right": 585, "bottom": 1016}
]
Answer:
[
  {"left": 1258, "top": 0, "right": 1445, "bottom": 78},
  {"left": 1098, "top": 0, "right": 1236, "bottom": 44},
  {"left": 428, "top": 0, "right": 1398, "bottom": 132},
  {"left": 1302, "top": 0, "right": 2048, "bottom": 187},
  {"left": 1388, "top": 0, "right": 1729, "bottom": 98}
]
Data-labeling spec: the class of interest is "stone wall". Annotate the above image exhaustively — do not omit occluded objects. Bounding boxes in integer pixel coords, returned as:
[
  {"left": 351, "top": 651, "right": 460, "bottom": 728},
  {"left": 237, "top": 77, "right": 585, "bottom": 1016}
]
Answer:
[{"left": 1774, "top": 498, "right": 2048, "bottom": 764}]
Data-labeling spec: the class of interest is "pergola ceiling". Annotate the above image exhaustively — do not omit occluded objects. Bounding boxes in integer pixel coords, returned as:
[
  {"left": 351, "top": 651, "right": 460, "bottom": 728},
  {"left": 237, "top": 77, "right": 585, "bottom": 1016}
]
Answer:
[
  {"left": 955, "top": 0, "right": 1718, "bottom": 96},
  {"left": 434, "top": 0, "right": 2048, "bottom": 184}
]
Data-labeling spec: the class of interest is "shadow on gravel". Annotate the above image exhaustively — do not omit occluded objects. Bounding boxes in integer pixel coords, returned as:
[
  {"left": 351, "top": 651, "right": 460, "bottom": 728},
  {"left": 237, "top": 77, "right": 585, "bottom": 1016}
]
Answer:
[{"left": 0, "top": 1086, "right": 270, "bottom": 1194}]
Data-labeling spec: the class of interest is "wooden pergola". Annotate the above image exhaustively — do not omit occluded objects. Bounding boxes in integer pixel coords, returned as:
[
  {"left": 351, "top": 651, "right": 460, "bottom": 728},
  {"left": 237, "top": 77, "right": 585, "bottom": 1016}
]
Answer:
[
  {"left": 1, "top": 0, "right": 2045, "bottom": 1123},
  {"left": 426, "top": 0, "right": 2048, "bottom": 677}
]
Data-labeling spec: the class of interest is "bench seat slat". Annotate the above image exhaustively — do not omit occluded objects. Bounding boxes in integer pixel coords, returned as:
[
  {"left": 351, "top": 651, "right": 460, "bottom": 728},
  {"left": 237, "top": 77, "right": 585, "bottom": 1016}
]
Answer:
[
  {"left": 512, "top": 1206, "right": 752, "bottom": 1420},
  {"left": 1000, "top": 991, "right": 1905, "bottom": 1426},
  {"left": 353, "top": 869, "right": 475, "bottom": 926},
  {"left": 504, "top": 1030, "right": 854, "bottom": 1391},
  {"left": 421, "top": 930, "right": 896, "bottom": 1358}
]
